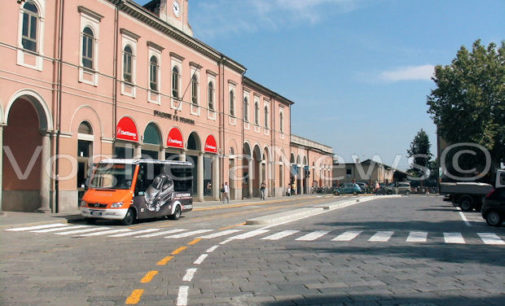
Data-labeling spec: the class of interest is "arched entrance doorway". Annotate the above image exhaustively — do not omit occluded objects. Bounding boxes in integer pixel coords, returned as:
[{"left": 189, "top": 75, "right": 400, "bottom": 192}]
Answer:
[
  {"left": 77, "top": 121, "right": 93, "bottom": 206},
  {"left": 242, "top": 143, "right": 251, "bottom": 199},
  {"left": 3, "top": 95, "right": 51, "bottom": 212},
  {"left": 252, "top": 145, "right": 261, "bottom": 197},
  {"left": 142, "top": 122, "right": 162, "bottom": 159},
  {"left": 186, "top": 132, "right": 202, "bottom": 201}
]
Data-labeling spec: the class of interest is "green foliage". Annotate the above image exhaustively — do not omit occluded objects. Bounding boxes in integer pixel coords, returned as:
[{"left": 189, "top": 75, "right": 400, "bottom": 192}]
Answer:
[
  {"left": 407, "top": 129, "right": 432, "bottom": 178},
  {"left": 427, "top": 40, "right": 505, "bottom": 166}
]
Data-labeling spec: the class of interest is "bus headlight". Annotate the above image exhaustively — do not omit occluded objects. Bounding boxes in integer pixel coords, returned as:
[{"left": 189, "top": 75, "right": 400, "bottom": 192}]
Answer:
[
  {"left": 111, "top": 202, "right": 124, "bottom": 208},
  {"left": 80, "top": 201, "right": 87, "bottom": 207}
]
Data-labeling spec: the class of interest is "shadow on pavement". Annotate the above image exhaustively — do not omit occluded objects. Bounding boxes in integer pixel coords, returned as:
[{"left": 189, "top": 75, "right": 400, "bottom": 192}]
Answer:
[{"left": 264, "top": 294, "right": 505, "bottom": 306}]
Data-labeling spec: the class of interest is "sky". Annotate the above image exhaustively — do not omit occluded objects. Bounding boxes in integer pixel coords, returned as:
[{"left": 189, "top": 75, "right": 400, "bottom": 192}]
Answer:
[{"left": 136, "top": 0, "right": 505, "bottom": 170}]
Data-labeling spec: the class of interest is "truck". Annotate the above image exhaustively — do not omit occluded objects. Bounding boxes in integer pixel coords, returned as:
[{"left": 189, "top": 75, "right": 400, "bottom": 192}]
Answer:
[{"left": 440, "top": 169, "right": 505, "bottom": 211}]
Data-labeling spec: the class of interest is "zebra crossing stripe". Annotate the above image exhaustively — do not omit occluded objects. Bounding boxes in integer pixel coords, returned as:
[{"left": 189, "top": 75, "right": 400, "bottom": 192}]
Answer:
[
  {"left": 135, "top": 229, "right": 186, "bottom": 238},
  {"left": 406, "top": 231, "right": 428, "bottom": 243},
  {"left": 262, "top": 230, "right": 300, "bottom": 241},
  {"left": 221, "top": 229, "right": 270, "bottom": 244},
  {"left": 199, "top": 229, "right": 242, "bottom": 239},
  {"left": 109, "top": 228, "right": 160, "bottom": 237},
  {"left": 165, "top": 229, "right": 212, "bottom": 239},
  {"left": 31, "top": 225, "right": 89, "bottom": 233},
  {"left": 444, "top": 232, "right": 465, "bottom": 244},
  {"left": 369, "top": 231, "right": 394, "bottom": 242},
  {"left": 296, "top": 231, "right": 329, "bottom": 241},
  {"left": 6, "top": 223, "right": 67, "bottom": 232},
  {"left": 478, "top": 233, "right": 505, "bottom": 245},
  {"left": 79, "top": 229, "right": 131, "bottom": 237},
  {"left": 332, "top": 231, "right": 362, "bottom": 242},
  {"left": 56, "top": 227, "right": 110, "bottom": 235}
]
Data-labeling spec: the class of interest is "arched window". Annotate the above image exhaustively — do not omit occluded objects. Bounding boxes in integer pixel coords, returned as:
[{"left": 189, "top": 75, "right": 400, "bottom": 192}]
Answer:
[
  {"left": 280, "top": 112, "right": 284, "bottom": 133},
  {"left": 172, "top": 67, "right": 179, "bottom": 99},
  {"left": 78, "top": 121, "right": 93, "bottom": 135},
  {"left": 254, "top": 102, "right": 259, "bottom": 125},
  {"left": 123, "top": 45, "right": 133, "bottom": 83},
  {"left": 208, "top": 82, "right": 214, "bottom": 110},
  {"left": 191, "top": 74, "right": 198, "bottom": 105},
  {"left": 82, "top": 27, "right": 94, "bottom": 69},
  {"left": 229, "top": 90, "right": 235, "bottom": 117},
  {"left": 22, "top": 1, "right": 39, "bottom": 52},
  {"left": 149, "top": 56, "right": 158, "bottom": 91},
  {"left": 244, "top": 97, "right": 249, "bottom": 122},
  {"left": 264, "top": 106, "right": 269, "bottom": 129}
]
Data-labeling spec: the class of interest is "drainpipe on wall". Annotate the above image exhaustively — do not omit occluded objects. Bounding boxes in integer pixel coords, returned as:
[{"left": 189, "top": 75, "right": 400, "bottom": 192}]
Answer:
[
  {"left": 113, "top": 2, "right": 121, "bottom": 156},
  {"left": 54, "top": 0, "right": 65, "bottom": 213}
]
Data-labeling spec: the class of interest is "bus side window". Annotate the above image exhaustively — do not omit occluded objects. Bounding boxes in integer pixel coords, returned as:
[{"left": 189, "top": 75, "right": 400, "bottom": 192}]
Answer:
[
  {"left": 500, "top": 172, "right": 505, "bottom": 186},
  {"left": 135, "top": 164, "right": 146, "bottom": 196}
]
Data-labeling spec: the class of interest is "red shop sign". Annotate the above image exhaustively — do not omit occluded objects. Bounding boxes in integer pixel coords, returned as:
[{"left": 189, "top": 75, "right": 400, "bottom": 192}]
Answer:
[
  {"left": 167, "top": 128, "right": 184, "bottom": 149},
  {"left": 204, "top": 135, "right": 218, "bottom": 153},
  {"left": 116, "top": 117, "right": 138, "bottom": 142}
]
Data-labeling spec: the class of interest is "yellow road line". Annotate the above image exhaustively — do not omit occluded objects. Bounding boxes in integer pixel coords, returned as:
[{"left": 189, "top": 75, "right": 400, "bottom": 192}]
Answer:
[
  {"left": 140, "top": 271, "right": 158, "bottom": 284},
  {"left": 171, "top": 246, "right": 187, "bottom": 255},
  {"left": 219, "top": 222, "right": 246, "bottom": 230},
  {"left": 157, "top": 256, "right": 174, "bottom": 266},
  {"left": 125, "top": 289, "right": 144, "bottom": 304},
  {"left": 188, "top": 238, "right": 201, "bottom": 246}
]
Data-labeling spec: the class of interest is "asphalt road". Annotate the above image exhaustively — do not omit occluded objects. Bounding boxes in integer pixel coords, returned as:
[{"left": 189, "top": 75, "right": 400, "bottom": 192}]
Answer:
[{"left": 1, "top": 195, "right": 504, "bottom": 305}]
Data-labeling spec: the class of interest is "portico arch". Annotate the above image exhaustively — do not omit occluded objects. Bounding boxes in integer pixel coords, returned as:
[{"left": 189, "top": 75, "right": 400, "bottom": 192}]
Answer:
[{"left": 2, "top": 91, "right": 53, "bottom": 212}]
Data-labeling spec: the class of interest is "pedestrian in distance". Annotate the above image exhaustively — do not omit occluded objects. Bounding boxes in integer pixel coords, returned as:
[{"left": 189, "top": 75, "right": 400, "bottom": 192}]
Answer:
[
  {"left": 222, "top": 182, "right": 230, "bottom": 204},
  {"left": 260, "top": 182, "right": 266, "bottom": 200}
]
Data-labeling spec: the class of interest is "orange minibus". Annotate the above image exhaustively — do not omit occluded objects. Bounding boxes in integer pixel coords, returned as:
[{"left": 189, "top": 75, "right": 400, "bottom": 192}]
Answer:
[{"left": 80, "top": 159, "right": 193, "bottom": 225}]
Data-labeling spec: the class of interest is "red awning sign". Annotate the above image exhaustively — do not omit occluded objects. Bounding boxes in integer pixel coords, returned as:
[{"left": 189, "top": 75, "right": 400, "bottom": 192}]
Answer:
[
  {"left": 116, "top": 117, "right": 138, "bottom": 142},
  {"left": 204, "top": 135, "right": 218, "bottom": 153},
  {"left": 167, "top": 128, "right": 184, "bottom": 149}
]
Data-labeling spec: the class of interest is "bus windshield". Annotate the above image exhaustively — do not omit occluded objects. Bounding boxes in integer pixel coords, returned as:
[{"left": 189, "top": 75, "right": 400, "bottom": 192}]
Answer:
[{"left": 89, "top": 163, "right": 136, "bottom": 190}]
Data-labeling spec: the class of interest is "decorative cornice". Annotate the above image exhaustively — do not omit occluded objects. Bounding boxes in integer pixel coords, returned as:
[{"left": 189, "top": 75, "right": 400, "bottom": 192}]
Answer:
[
  {"left": 78, "top": 6, "right": 104, "bottom": 22},
  {"left": 120, "top": 28, "right": 140, "bottom": 41},
  {"left": 244, "top": 77, "right": 294, "bottom": 106},
  {"left": 170, "top": 52, "right": 185, "bottom": 62},
  {"left": 116, "top": 1, "right": 247, "bottom": 74},
  {"left": 189, "top": 61, "right": 202, "bottom": 70},
  {"left": 147, "top": 41, "right": 164, "bottom": 52},
  {"left": 206, "top": 69, "right": 217, "bottom": 77}
]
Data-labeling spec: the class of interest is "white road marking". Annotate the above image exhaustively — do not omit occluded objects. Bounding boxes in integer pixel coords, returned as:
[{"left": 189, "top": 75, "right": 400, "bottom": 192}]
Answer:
[
  {"left": 176, "top": 286, "right": 189, "bottom": 306},
  {"left": 198, "top": 229, "right": 241, "bottom": 239},
  {"left": 332, "top": 231, "right": 362, "bottom": 242},
  {"left": 206, "top": 245, "right": 219, "bottom": 253},
  {"left": 295, "top": 230, "right": 329, "bottom": 241},
  {"left": 6, "top": 223, "right": 67, "bottom": 232},
  {"left": 262, "top": 230, "right": 300, "bottom": 241},
  {"left": 444, "top": 232, "right": 466, "bottom": 244},
  {"left": 56, "top": 227, "right": 110, "bottom": 235},
  {"left": 457, "top": 208, "right": 472, "bottom": 227},
  {"left": 369, "top": 231, "right": 394, "bottom": 242},
  {"left": 406, "top": 231, "right": 428, "bottom": 243},
  {"left": 79, "top": 229, "right": 131, "bottom": 237},
  {"left": 108, "top": 228, "right": 159, "bottom": 237},
  {"left": 31, "top": 225, "right": 89, "bottom": 233},
  {"left": 220, "top": 229, "right": 270, "bottom": 244},
  {"left": 165, "top": 229, "right": 212, "bottom": 239},
  {"left": 134, "top": 228, "right": 185, "bottom": 238},
  {"left": 182, "top": 268, "right": 197, "bottom": 282},
  {"left": 478, "top": 233, "right": 505, "bottom": 245},
  {"left": 194, "top": 254, "right": 208, "bottom": 265}
]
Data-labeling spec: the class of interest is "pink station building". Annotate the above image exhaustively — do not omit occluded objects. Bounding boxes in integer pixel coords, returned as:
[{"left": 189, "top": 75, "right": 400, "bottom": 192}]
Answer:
[{"left": 0, "top": 0, "right": 334, "bottom": 213}]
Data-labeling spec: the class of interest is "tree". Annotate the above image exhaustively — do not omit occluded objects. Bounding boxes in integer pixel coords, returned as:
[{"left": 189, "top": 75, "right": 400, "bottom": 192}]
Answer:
[
  {"left": 427, "top": 40, "right": 505, "bottom": 170},
  {"left": 407, "top": 129, "right": 433, "bottom": 183}
]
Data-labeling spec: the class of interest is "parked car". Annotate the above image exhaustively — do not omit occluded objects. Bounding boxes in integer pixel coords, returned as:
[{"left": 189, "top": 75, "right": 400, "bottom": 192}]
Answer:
[
  {"left": 481, "top": 187, "right": 505, "bottom": 226},
  {"left": 384, "top": 182, "right": 411, "bottom": 195},
  {"left": 356, "top": 182, "right": 369, "bottom": 193},
  {"left": 334, "top": 183, "right": 362, "bottom": 195}
]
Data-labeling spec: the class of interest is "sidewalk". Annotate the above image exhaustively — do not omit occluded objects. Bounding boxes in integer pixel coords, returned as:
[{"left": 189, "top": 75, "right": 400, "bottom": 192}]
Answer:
[{"left": 0, "top": 194, "right": 333, "bottom": 228}]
